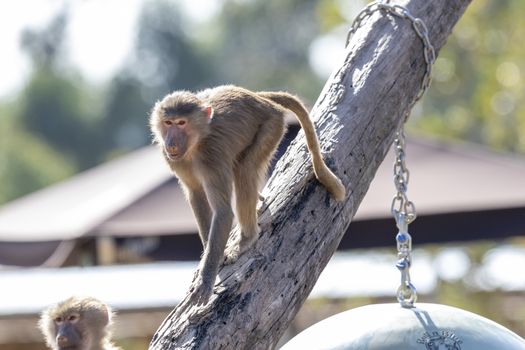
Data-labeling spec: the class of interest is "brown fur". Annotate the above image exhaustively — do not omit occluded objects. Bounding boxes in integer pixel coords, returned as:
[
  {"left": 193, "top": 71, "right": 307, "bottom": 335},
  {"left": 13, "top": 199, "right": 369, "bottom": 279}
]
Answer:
[
  {"left": 39, "top": 296, "right": 120, "bottom": 350},
  {"left": 150, "top": 85, "right": 345, "bottom": 304}
]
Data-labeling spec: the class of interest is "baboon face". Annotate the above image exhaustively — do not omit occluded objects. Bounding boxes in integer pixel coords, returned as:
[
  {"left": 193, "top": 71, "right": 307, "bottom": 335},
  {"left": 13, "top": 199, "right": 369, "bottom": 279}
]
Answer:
[
  {"left": 39, "top": 297, "right": 112, "bottom": 350},
  {"left": 53, "top": 311, "right": 83, "bottom": 350},
  {"left": 151, "top": 91, "right": 213, "bottom": 161}
]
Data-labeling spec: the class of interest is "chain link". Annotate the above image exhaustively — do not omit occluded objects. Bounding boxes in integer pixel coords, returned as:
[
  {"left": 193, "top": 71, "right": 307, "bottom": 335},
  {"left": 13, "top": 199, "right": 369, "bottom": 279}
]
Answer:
[{"left": 346, "top": 0, "right": 436, "bottom": 308}]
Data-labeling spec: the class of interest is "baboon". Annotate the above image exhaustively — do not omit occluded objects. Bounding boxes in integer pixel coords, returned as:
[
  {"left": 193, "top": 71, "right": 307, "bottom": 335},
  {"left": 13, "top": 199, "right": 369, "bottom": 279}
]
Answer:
[
  {"left": 39, "top": 296, "right": 120, "bottom": 350},
  {"left": 150, "top": 85, "right": 346, "bottom": 304}
]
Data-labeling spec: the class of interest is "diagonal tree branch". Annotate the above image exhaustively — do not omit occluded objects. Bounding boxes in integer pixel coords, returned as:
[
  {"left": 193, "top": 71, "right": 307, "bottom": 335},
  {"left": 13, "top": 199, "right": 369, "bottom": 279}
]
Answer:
[{"left": 149, "top": 0, "right": 472, "bottom": 349}]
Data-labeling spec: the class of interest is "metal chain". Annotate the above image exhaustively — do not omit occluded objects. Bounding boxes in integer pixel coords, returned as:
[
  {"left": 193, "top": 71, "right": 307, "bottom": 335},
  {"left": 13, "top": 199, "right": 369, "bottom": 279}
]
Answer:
[
  {"left": 346, "top": 0, "right": 436, "bottom": 120},
  {"left": 392, "top": 130, "right": 418, "bottom": 308},
  {"left": 346, "top": 0, "right": 436, "bottom": 308},
  {"left": 391, "top": 130, "right": 417, "bottom": 225}
]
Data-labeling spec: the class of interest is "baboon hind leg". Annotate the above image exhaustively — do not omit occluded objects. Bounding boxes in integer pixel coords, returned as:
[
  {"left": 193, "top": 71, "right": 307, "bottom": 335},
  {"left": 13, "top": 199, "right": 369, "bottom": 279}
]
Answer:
[{"left": 227, "top": 117, "right": 285, "bottom": 263}]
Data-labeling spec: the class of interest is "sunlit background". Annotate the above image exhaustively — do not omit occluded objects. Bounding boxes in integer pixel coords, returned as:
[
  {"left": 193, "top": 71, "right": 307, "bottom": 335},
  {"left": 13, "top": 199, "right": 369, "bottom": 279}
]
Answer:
[{"left": 0, "top": 0, "right": 524, "bottom": 349}]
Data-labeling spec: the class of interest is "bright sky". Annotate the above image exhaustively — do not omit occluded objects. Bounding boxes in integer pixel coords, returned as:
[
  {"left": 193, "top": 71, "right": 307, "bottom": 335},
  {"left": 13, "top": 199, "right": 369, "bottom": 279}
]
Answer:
[
  {"left": 0, "top": 0, "right": 221, "bottom": 99},
  {"left": 1, "top": 1, "right": 60, "bottom": 98},
  {"left": 0, "top": 0, "right": 141, "bottom": 98}
]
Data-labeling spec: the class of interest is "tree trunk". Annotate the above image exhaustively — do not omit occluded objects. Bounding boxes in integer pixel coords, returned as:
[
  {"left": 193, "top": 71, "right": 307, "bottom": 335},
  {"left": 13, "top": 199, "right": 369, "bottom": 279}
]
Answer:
[{"left": 149, "top": 0, "right": 472, "bottom": 349}]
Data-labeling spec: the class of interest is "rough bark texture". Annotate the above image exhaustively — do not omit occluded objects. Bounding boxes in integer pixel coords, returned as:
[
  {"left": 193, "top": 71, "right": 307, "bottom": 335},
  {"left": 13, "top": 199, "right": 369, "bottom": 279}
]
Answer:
[{"left": 149, "top": 0, "right": 472, "bottom": 349}]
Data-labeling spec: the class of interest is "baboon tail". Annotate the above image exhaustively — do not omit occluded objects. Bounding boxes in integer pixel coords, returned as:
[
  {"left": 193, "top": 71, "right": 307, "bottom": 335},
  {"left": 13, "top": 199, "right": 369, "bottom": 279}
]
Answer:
[{"left": 258, "top": 91, "right": 345, "bottom": 201}]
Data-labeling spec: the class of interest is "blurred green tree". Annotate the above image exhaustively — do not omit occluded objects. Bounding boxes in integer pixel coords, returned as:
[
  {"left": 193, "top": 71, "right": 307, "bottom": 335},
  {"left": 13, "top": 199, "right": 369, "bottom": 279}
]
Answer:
[
  {"left": 18, "top": 68, "right": 100, "bottom": 168},
  {"left": 0, "top": 114, "right": 73, "bottom": 204},
  {"left": 18, "top": 11, "right": 102, "bottom": 169},
  {"left": 127, "top": 0, "right": 217, "bottom": 97},
  {"left": 99, "top": 76, "right": 150, "bottom": 159},
  {"left": 410, "top": 0, "right": 525, "bottom": 154},
  {"left": 212, "top": 0, "right": 323, "bottom": 100},
  {"left": 3, "top": 0, "right": 525, "bottom": 207}
]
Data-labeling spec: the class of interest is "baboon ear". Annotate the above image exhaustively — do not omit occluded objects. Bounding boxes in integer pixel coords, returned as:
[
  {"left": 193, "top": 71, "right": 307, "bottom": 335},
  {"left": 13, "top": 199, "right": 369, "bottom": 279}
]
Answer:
[
  {"left": 205, "top": 106, "right": 214, "bottom": 121},
  {"left": 102, "top": 305, "right": 111, "bottom": 323}
]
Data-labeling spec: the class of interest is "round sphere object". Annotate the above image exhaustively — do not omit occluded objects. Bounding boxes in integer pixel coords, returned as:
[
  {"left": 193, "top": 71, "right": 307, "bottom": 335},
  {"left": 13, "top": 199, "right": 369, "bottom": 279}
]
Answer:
[{"left": 281, "top": 303, "right": 525, "bottom": 350}]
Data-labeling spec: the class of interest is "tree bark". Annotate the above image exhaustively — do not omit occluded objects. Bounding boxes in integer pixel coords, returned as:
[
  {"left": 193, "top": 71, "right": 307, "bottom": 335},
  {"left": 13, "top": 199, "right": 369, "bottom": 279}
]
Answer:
[{"left": 149, "top": 0, "right": 472, "bottom": 349}]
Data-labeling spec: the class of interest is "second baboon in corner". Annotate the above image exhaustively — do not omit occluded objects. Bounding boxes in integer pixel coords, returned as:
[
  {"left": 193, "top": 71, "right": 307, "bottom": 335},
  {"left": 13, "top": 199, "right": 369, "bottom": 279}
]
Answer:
[
  {"left": 150, "top": 85, "right": 346, "bottom": 304},
  {"left": 39, "top": 296, "right": 121, "bottom": 350}
]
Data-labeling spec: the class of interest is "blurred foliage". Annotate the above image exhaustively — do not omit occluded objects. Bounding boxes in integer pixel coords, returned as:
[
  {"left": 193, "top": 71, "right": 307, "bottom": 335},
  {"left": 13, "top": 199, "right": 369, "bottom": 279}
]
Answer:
[
  {"left": 99, "top": 76, "right": 150, "bottom": 159},
  {"left": 18, "top": 68, "right": 100, "bottom": 168},
  {"left": 0, "top": 0, "right": 327, "bottom": 205},
  {"left": 130, "top": 1, "right": 217, "bottom": 95},
  {"left": 412, "top": 0, "right": 525, "bottom": 153},
  {"left": 210, "top": 0, "right": 324, "bottom": 98},
  {"left": 18, "top": 11, "right": 103, "bottom": 169},
  {"left": 0, "top": 0, "right": 524, "bottom": 205},
  {"left": 0, "top": 113, "right": 74, "bottom": 203}
]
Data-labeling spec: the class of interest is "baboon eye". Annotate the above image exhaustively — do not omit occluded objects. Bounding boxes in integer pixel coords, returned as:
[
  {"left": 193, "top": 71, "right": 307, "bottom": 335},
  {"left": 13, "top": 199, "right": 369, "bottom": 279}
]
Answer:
[
  {"left": 68, "top": 314, "right": 79, "bottom": 323},
  {"left": 163, "top": 120, "right": 173, "bottom": 127},
  {"left": 175, "top": 119, "right": 187, "bottom": 127},
  {"left": 55, "top": 317, "right": 63, "bottom": 324}
]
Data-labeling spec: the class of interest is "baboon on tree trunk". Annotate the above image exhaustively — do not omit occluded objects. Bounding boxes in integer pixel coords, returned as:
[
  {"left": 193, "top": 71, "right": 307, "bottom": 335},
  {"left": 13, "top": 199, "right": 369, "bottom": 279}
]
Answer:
[{"left": 150, "top": 85, "right": 345, "bottom": 304}]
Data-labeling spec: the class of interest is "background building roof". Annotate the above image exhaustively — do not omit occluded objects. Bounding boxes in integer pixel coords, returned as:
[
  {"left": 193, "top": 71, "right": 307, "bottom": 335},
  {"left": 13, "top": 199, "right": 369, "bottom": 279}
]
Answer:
[{"left": 0, "top": 136, "right": 524, "bottom": 243}]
